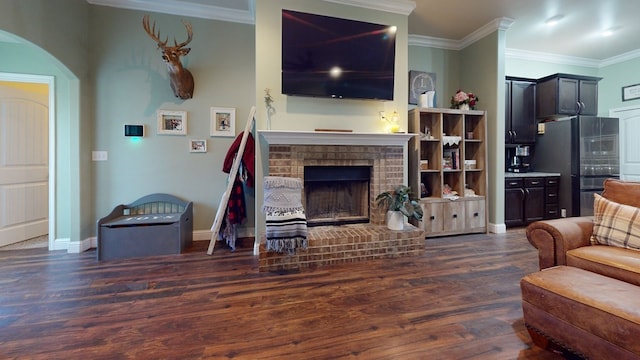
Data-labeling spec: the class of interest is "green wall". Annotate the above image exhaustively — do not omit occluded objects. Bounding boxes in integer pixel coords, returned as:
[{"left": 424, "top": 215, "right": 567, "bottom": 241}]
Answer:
[
  {"left": 460, "top": 31, "right": 505, "bottom": 229},
  {"left": 0, "top": 0, "right": 89, "bottom": 246},
  {"left": 407, "top": 46, "right": 460, "bottom": 109},
  {"left": 0, "top": 0, "right": 256, "bottom": 246},
  {"left": 91, "top": 7, "right": 256, "bottom": 233},
  {"left": 599, "top": 57, "right": 640, "bottom": 113},
  {"left": 409, "top": 30, "right": 507, "bottom": 228}
]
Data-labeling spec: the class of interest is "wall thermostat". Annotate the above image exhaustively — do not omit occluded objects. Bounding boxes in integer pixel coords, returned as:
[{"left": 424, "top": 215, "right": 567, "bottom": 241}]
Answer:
[{"left": 124, "top": 124, "right": 144, "bottom": 137}]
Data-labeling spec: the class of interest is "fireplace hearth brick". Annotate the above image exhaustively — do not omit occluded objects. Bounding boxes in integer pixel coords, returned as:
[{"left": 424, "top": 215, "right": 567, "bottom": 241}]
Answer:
[
  {"left": 258, "top": 224, "right": 425, "bottom": 272},
  {"left": 260, "top": 143, "right": 423, "bottom": 272}
]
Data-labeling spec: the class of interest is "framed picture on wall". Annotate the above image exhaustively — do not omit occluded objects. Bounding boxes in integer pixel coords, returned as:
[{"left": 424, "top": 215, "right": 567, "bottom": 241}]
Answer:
[
  {"left": 409, "top": 70, "right": 436, "bottom": 105},
  {"left": 210, "top": 107, "right": 236, "bottom": 137},
  {"left": 622, "top": 83, "right": 640, "bottom": 101},
  {"left": 189, "top": 139, "right": 207, "bottom": 153},
  {"left": 157, "top": 110, "right": 187, "bottom": 135}
]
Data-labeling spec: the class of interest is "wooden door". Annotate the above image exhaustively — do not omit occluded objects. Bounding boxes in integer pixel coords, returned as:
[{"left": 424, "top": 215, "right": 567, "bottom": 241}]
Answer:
[
  {"left": 0, "top": 82, "right": 49, "bottom": 247},
  {"left": 510, "top": 80, "right": 536, "bottom": 143},
  {"left": 579, "top": 80, "right": 598, "bottom": 115},
  {"left": 558, "top": 77, "right": 579, "bottom": 115},
  {"left": 610, "top": 106, "right": 640, "bottom": 182},
  {"left": 443, "top": 201, "right": 465, "bottom": 233},
  {"left": 465, "top": 198, "right": 485, "bottom": 231},
  {"left": 505, "top": 179, "right": 525, "bottom": 227},
  {"left": 524, "top": 178, "right": 545, "bottom": 224},
  {"left": 421, "top": 201, "right": 443, "bottom": 235}
]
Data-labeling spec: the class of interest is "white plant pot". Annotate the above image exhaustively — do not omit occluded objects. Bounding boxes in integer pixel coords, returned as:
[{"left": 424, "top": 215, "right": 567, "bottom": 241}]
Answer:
[{"left": 386, "top": 210, "right": 405, "bottom": 230}]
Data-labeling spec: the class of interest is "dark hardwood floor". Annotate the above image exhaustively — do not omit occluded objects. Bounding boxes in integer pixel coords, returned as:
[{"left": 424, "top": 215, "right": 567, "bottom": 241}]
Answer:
[{"left": 0, "top": 228, "right": 566, "bottom": 360}]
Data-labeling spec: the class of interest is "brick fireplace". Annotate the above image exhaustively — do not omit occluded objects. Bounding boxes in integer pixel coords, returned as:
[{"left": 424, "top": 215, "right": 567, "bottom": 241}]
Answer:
[{"left": 258, "top": 131, "right": 425, "bottom": 272}]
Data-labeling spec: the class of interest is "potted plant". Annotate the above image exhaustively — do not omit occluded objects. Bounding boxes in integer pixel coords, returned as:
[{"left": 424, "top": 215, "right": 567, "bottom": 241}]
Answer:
[{"left": 376, "top": 185, "right": 424, "bottom": 230}]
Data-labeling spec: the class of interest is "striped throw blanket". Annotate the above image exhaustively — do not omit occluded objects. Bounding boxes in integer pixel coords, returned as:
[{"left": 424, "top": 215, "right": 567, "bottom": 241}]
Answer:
[{"left": 263, "top": 176, "right": 307, "bottom": 254}]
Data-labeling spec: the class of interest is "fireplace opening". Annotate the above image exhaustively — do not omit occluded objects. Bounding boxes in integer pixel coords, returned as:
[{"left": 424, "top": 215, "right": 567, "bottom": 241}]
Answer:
[{"left": 304, "top": 166, "right": 371, "bottom": 227}]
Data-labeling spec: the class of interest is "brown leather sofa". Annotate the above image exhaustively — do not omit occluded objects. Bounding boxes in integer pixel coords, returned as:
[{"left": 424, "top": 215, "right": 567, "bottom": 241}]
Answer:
[
  {"left": 523, "top": 179, "right": 640, "bottom": 358},
  {"left": 526, "top": 178, "right": 640, "bottom": 285}
]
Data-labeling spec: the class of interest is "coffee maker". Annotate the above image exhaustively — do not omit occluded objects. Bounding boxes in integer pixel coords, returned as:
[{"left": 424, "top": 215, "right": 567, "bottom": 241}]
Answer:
[{"left": 507, "top": 145, "right": 531, "bottom": 172}]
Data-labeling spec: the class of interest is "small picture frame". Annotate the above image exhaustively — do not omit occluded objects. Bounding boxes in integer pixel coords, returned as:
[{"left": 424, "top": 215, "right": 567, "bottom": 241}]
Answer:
[
  {"left": 622, "top": 83, "right": 640, "bottom": 102},
  {"left": 210, "top": 107, "right": 236, "bottom": 137},
  {"left": 157, "top": 110, "right": 187, "bottom": 135},
  {"left": 189, "top": 139, "right": 207, "bottom": 153}
]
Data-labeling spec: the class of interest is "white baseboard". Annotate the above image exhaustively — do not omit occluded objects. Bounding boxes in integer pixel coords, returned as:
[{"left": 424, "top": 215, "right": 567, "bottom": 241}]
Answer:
[
  {"left": 50, "top": 237, "right": 70, "bottom": 251},
  {"left": 66, "top": 237, "right": 96, "bottom": 253},
  {"left": 489, "top": 223, "right": 507, "bottom": 234},
  {"left": 194, "top": 227, "right": 256, "bottom": 241},
  {"left": 65, "top": 228, "right": 257, "bottom": 253}
]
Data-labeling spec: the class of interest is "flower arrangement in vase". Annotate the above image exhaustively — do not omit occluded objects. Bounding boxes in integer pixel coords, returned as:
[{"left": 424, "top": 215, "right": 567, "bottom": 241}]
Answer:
[{"left": 450, "top": 89, "right": 479, "bottom": 110}]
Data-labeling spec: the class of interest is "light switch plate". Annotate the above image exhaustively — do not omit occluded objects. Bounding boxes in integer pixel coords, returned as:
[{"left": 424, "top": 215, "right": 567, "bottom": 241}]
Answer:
[{"left": 92, "top": 151, "right": 108, "bottom": 161}]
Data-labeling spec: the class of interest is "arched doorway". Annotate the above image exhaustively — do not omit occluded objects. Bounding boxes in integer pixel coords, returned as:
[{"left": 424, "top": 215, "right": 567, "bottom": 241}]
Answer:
[{"left": 0, "top": 27, "right": 81, "bottom": 252}]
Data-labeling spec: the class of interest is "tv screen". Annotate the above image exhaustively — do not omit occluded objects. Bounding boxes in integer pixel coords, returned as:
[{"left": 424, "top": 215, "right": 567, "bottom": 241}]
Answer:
[{"left": 281, "top": 9, "right": 396, "bottom": 101}]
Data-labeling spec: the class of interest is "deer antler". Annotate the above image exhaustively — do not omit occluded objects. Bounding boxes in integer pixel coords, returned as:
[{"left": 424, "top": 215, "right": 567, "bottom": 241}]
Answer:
[
  {"left": 142, "top": 14, "right": 168, "bottom": 47},
  {"left": 173, "top": 20, "right": 193, "bottom": 49}
]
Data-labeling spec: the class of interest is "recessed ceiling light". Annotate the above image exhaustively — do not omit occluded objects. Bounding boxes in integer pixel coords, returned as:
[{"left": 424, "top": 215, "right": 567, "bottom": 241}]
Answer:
[
  {"left": 602, "top": 26, "right": 620, "bottom": 37},
  {"left": 545, "top": 15, "right": 564, "bottom": 27}
]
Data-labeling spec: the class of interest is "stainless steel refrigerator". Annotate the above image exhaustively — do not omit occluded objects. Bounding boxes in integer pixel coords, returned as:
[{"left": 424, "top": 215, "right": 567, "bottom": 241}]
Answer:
[{"left": 533, "top": 116, "right": 619, "bottom": 217}]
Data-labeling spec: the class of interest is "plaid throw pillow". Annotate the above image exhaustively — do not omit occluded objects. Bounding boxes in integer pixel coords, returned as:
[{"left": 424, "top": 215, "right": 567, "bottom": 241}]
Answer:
[{"left": 591, "top": 193, "right": 640, "bottom": 250}]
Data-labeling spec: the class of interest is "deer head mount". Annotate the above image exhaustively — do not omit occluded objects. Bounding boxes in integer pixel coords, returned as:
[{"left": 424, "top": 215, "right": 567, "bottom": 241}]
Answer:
[{"left": 142, "top": 14, "right": 195, "bottom": 100}]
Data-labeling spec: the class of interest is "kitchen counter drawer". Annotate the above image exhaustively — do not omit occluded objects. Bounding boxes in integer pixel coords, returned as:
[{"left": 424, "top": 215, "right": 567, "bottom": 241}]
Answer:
[
  {"left": 524, "top": 178, "right": 544, "bottom": 187},
  {"left": 506, "top": 178, "right": 524, "bottom": 189}
]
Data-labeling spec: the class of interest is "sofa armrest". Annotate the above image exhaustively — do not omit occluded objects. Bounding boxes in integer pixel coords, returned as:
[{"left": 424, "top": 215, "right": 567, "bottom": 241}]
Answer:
[{"left": 525, "top": 217, "right": 594, "bottom": 269}]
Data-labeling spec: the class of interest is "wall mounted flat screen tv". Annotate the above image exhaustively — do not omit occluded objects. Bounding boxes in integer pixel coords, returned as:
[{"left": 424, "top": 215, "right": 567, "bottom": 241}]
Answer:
[{"left": 282, "top": 9, "right": 396, "bottom": 101}]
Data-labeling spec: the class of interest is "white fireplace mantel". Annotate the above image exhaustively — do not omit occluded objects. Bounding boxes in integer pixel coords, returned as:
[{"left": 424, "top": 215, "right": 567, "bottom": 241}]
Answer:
[{"left": 258, "top": 130, "right": 415, "bottom": 146}]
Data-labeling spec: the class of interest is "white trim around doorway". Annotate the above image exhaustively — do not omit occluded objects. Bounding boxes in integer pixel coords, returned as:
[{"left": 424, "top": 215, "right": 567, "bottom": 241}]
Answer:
[{"left": 0, "top": 72, "right": 57, "bottom": 251}]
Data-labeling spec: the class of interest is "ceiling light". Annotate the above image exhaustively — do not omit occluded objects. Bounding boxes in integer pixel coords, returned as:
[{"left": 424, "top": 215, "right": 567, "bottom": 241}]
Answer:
[
  {"left": 602, "top": 27, "right": 620, "bottom": 37},
  {"left": 545, "top": 15, "right": 564, "bottom": 27}
]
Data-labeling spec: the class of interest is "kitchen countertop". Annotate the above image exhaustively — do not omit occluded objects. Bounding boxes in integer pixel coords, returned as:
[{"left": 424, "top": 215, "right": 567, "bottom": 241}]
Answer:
[{"left": 504, "top": 172, "right": 561, "bottom": 178}]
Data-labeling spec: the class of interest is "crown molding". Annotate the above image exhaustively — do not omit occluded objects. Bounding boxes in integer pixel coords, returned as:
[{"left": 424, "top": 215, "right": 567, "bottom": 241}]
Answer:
[
  {"left": 599, "top": 48, "right": 640, "bottom": 68},
  {"left": 86, "top": 0, "right": 256, "bottom": 24},
  {"left": 409, "top": 17, "right": 513, "bottom": 50},
  {"left": 323, "top": 0, "right": 416, "bottom": 15},
  {"left": 505, "top": 48, "right": 601, "bottom": 68},
  {"left": 408, "top": 34, "right": 459, "bottom": 50},
  {"left": 460, "top": 17, "right": 513, "bottom": 49}
]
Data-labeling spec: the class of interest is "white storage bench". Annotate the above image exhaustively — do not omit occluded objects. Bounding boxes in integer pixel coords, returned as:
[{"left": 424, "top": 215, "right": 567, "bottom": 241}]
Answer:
[{"left": 96, "top": 193, "right": 193, "bottom": 260}]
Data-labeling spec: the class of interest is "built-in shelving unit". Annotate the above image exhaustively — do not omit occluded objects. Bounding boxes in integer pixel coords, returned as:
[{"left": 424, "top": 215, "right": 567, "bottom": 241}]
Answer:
[{"left": 408, "top": 108, "right": 488, "bottom": 237}]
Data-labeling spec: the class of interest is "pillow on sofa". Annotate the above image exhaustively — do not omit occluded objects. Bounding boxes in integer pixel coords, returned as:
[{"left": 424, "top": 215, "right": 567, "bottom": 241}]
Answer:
[
  {"left": 591, "top": 193, "right": 640, "bottom": 250},
  {"left": 601, "top": 178, "right": 640, "bottom": 208}
]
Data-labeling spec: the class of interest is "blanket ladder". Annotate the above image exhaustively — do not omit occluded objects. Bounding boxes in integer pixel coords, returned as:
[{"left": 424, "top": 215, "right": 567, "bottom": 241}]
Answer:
[{"left": 207, "top": 106, "right": 255, "bottom": 255}]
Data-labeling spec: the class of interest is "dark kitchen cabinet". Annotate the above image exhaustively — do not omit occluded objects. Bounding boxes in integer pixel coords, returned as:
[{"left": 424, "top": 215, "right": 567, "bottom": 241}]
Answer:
[
  {"left": 544, "top": 177, "right": 560, "bottom": 219},
  {"left": 505, "top": 176, "right": 560, "bottom": 227},
  {"left": 523, "top": 178, "right": 545, "bottom": 223},
  {"left": 505, "top": 77, "right": 537, "bottom": 144},
  {"left": 536, "top": 73, "right": 601, "bottom": 119},
  {"left": 505, "top": 178, "right": 525, "bottom": 227}
]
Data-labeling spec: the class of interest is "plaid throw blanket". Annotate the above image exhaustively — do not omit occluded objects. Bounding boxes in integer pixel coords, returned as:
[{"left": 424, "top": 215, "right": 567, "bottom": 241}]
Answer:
[{"left": 263, "top": 176, "right": 307, "bottom": 254}]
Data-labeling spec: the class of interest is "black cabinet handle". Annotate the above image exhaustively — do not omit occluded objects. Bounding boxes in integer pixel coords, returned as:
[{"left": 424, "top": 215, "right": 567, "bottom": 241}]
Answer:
[
  {"left": 474, "top": 212, "right": 479, "bottom": 217},
  {"left": 430, "top": 215, "right": 435, "bottom": 220},
  {"left": 453, "top": 214, "right": 457, "bottom": 218}
]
